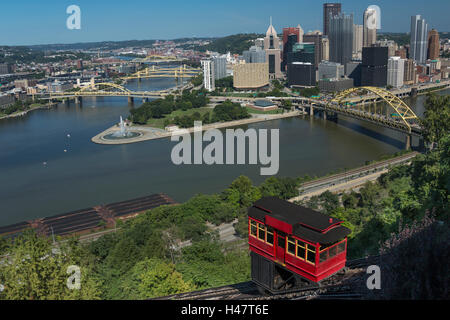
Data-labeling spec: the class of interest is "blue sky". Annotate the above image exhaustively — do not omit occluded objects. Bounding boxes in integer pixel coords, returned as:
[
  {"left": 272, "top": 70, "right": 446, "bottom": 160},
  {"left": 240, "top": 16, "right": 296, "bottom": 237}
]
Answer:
[{"left": 1, "top": 0, "right": 449, "bottom": 45}]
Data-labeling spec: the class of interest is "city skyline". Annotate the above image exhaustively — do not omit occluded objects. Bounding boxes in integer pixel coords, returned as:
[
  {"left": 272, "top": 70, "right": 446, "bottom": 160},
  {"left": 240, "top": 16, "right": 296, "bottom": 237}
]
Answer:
[{"left": 0, "top": 0, "right": 449, "bottom": 46}]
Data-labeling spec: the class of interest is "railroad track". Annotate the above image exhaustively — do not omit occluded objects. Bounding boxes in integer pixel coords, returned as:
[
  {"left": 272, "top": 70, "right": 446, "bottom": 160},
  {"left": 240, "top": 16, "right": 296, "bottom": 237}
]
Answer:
[
  {"left": 155, "top": 256, "right": 380, "bottom": 300},
  {"left": 154, "top": 281, "right": 259, "bottom": 300}
]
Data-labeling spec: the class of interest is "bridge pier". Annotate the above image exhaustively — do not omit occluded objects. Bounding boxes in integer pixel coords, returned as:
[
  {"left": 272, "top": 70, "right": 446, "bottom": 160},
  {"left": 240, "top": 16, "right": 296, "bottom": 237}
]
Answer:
[
  {"left": 322, "top": 111, "right": 327, "bottom": 120},
  {"left": 128, "top": 97, "right": 134, "bottom": 105},
  {"left": 142, "top": 97, "right": 148, "bottom": 103},
  {"left": 405, "top": 134, "right": 412, "bottom": 150},
  {"left": 75, "top": 96, "right": 82, "bottom": 104},
  {"left": 309, "top": 105, "right": 314, "bottom": 116}
]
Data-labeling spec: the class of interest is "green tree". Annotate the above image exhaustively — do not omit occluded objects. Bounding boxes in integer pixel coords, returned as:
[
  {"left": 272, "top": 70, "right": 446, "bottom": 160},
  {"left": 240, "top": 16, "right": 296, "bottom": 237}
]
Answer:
[
  {"left": 223, "top": 176, "right": 261, "bottom": 208},
  {"left": 122, "top": 258, "right": 194, "bottom": 299},
  {"left": 410, "top": 133, "right": 450, "bottom": 221},
  {"left": 421, "top": 93, "right": 450, "bottom": 148},
  {"left": 0, "top": 231, "right": 101, "bottom": 300}
]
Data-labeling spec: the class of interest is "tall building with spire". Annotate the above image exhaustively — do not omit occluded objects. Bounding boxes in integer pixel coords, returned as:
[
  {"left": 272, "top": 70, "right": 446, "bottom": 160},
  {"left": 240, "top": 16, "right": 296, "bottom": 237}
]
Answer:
[
  {"left": 264, "top": 18, "right": 282, "bottom": 79},
  {"left": 410, "top": 15, "right": 428, "bottom": 63}
]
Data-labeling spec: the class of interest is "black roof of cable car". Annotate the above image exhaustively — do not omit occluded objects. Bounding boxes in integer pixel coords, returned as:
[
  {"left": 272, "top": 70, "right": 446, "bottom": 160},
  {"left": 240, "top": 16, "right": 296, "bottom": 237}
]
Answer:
[{"left": 248, "top": 197, "right": 351, "bottom": 244}]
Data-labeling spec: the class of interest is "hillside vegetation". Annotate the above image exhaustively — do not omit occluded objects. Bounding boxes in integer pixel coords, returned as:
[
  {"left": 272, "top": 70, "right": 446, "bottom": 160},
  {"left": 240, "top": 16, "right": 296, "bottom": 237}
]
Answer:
[{"left": 0, "top": 93, "right": 448, "bottom": 300}]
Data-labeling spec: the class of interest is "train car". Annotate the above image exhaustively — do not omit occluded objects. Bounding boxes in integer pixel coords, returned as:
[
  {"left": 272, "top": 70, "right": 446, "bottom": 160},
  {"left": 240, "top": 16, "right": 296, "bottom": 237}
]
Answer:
[{"left": 248, "top": 197, "right": 351, "bottom": 293}]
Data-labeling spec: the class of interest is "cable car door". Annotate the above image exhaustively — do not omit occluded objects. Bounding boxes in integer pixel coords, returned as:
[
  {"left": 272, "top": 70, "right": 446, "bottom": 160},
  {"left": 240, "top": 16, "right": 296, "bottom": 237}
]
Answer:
[{"left": 276, "top": 232, "right": 285, "bottom": 263}]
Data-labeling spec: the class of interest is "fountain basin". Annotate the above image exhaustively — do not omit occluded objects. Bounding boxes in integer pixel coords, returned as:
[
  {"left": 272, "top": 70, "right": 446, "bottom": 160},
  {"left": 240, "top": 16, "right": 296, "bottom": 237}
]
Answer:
[{"left": 102, "top": 131, "right": 143, "bottom": 140}]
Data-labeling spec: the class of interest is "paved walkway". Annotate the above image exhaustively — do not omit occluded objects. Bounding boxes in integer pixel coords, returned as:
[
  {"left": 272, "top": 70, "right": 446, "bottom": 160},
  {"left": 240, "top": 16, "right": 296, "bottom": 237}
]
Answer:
[{"left": 91, "top": 111, "right": 301, "bottom": 145}]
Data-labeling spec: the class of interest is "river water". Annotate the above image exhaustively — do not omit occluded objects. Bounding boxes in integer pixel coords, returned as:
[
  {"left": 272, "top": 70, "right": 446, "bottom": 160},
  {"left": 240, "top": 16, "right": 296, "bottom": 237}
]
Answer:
[{"left": 0, "top": 78, "right": 447, "bottom": 227}]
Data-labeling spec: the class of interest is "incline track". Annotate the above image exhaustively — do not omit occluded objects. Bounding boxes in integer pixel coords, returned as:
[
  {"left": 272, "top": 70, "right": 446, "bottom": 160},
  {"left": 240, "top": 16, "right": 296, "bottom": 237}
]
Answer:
[{"left": 155, "top": 256, "right": 380, "bottom": 300}]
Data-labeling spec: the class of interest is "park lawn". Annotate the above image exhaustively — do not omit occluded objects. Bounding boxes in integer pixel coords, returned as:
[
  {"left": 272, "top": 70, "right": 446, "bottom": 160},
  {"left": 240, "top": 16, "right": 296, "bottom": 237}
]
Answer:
[
  {"left": 244, "top": 106, "right": 283, "bottom": 115},
  {"left": 145, "top": 107, "right": 212, "bottom": 128}
]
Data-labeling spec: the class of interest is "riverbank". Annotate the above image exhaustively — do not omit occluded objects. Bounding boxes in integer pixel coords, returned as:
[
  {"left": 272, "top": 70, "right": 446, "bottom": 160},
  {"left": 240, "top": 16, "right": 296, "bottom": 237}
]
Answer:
[
  {"left": 91, "top": 110, "right": 302, "bottom": 145},
  {"left": 0, "top": 102, "right": 57, "bottom": 121}
]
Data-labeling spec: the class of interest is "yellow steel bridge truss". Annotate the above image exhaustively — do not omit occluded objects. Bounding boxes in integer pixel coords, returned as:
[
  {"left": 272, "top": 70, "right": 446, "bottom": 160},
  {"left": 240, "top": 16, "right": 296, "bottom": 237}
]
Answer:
[
  {"left": 122, "top": 64, "right": 201, "bottom": 81},
  {"left": 50, "top": 82, "right": 170, "bottom": 98},
  {"left": 328, "top": 86, "right": 420, "bottom": 133}
]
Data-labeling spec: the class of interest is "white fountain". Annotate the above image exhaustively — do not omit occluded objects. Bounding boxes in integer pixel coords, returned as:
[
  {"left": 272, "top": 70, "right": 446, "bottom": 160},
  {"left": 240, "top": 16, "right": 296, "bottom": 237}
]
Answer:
[{"left": 102, "top": 116, "right": 142, "bottom": 140}]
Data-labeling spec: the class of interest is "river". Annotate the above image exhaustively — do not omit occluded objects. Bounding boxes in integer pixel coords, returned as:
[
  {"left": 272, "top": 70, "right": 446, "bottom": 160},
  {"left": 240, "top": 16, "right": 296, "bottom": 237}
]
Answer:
[{"left": 0, "top": 79, "right": 447, "bottom": 227}]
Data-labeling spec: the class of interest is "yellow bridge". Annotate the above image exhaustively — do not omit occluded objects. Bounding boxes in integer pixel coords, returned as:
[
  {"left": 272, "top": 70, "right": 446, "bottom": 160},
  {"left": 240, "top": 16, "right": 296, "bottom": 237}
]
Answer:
[
  {"left": 49, "top": 82, "right": 172, "bottom": 100},
  {"left": 325, "top": 87, "right": 421, "bottom": 134},
  {"left": 122, "top": 64, "right": 201, "bottom": 81}
]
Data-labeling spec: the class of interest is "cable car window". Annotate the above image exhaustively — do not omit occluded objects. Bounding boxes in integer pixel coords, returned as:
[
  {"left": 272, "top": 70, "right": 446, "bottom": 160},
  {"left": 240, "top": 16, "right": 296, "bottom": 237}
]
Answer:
[
  {"left": 266, "top": 227, "right": 274, "bottom": 245},
  {"left": 337, "top": 241, "right": 346, "bottom": 253},
  {"left": 287, "top": 237, "right": 295, "bottom": 255},
  {"left": 250, "top": 220, "right": 257, "bottom": 237},
  {"left": 306, "top": 244, "right": 316, "bottom": 264},
  {"left": 296, "top": 241, "right": 306, "bottom": 260},
  {"left": 329, "top": 245, "right": 337, "bottom": 258},
  {"left": 319, "top": 250, "right": 328, "bottom": 263},
  {"left": 257, "top": 223, "right": 266, "bottom": 241},
  {"left": 278, "top": 236, "right": 285, "bottom": 249}
]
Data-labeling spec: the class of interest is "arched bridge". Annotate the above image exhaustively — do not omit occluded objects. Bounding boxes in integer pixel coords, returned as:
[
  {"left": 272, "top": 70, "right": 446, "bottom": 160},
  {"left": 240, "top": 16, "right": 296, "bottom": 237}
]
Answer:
[
  {"left": 269, "top": 87, "right": 421, "bottom": 136},
  {"left": 48, "top": 82, "right": 172, "bottom": 99},
  {"left": 122, "top": 64, "right": 201, "bottom": 81},
  {"left": 326, "top": 87, "right": 421, "bottom": 134}
]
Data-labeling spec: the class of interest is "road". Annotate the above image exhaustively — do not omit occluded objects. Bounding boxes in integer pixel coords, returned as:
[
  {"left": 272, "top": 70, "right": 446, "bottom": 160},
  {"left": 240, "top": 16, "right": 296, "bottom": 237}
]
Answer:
[{"left": 290, "top": 152, "right": 418, "bottom": 202}]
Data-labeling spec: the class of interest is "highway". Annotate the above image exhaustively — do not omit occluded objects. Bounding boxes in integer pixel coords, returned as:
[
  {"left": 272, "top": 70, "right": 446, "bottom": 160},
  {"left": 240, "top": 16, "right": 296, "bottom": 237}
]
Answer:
[{"left": 290, "top": 152, "right": 418, "bottom": 202}]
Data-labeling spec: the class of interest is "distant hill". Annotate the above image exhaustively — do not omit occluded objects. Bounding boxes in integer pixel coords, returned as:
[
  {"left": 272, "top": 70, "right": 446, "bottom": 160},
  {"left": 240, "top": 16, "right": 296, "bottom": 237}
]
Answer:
[
  {"left": 197, "top": 33, "right": 264, "bottom": 54},
  {"left": 23, "top": 38, "right": 214, "bottom": 51},
  {"left": 22, "top": 34, "right": 264, "bottom": 54}
]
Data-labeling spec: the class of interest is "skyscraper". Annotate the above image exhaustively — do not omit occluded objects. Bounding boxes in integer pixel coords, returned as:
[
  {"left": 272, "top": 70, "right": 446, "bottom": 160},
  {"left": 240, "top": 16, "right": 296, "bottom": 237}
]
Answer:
[
  {"left": 328, "top": 13, "right": 353, "bottom": 67},
  {"left": 264, "top": 19, "right": 282, "bottom": 79},
  {"left": 303, "top": 31, "right": 323, "bottom": 68},
  {"left": 387, "top": 56, "right": 405, "bottom": 88},
  {"left": 321, "top": 37, "right": 330, "bottom": 61},
  {"left": 282, "top": 33, "right": 299, "bottom": 71},
  {"left": 361, "top": 46, "right": 388, "bottom": 87},
  {"left": 212, "top": 56, "right": 227, "bottom": 80},
  {"left": 287, "top": 62, "right": 316, "bottom": 87},
  {"left": 427, "top": 29, "right": 440, "bottom": 60},
  {"left": 287, "top": 43, "right": 315, "bottom": 66},
  {"left": 323, "top": 3, "right": 341, "bottom": 36},
  {"left": 201, "top": 59, "right": 215, "bottom": 92},
  {"left": 353, "top": 24, "right": 363, "bottom": 59},
  {"left": 363, "top": 8, "right": 377, "bottom": 47},
  {"left": 403, "top": 59, "right": 416, "bottom": 84},
  {"left": 410, "top": 15, "right": 428, "bottom": 63},
  {"left": 282, "top": 25, "right": 303, "bottom": 47}
]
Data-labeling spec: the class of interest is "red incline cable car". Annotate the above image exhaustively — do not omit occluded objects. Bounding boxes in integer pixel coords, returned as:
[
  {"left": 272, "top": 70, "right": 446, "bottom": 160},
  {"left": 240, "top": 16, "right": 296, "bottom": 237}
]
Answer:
[{"left": 248, "top": 197, "right": 351, "bottom": 293}]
